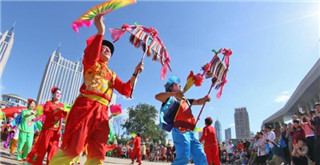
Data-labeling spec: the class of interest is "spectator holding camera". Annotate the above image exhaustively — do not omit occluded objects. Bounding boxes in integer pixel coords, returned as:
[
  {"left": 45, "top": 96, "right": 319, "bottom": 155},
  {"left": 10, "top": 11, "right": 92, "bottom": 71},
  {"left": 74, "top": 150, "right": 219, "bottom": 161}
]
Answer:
[
  {"left": 291, "top": 139, "right": 308, "bottom": 165},
  {"left": 311, "top": 102, "right": 320, "bottom": 165},
  {"left": 265, "top": 125, "right": 276, "bottom": 149},
  {"left": 300, "top": 110, "right": 315, "bottom": 164},
  {"left": 291, "top": 119, "right": 305, "bottom": 144}
]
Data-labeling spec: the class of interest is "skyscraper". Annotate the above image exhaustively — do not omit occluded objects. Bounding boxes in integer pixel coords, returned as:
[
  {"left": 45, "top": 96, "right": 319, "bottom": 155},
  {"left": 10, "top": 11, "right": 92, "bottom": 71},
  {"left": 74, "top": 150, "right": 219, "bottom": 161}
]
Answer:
[
  {"left": 214, "top": 119, "right": 222, "bottom": 142},
  {"left": 234, "top": 107, "right": 250, "bottom": 139},
  {"left": 37, "top": 45, "right": 83, "bottom": 105},
  {"left": 225, "top": 128, "right": 231, "bottom": 141},
  {"left": 0, "top": 23, "right": 15, "bottom": 78}
]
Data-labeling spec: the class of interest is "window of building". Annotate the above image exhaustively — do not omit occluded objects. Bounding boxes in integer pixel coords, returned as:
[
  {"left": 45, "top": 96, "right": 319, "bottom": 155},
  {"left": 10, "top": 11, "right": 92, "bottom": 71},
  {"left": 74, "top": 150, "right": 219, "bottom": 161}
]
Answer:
[
  {"left": 78, "top": 65, "right": 83, "bottom": 72},
  {"left": 3, "top": 96, "right": 10, "bottom": 101},
  {"left": 53, "top": 55, "right": 59, "bottom": 62},
  {"left": 4, "top": 36, "right": 11, "bottom": 42},
  {"left": 11, "top": 98, "right": 19, "bottom": 103},
  {"left": 20, "top": 100, "right": 26, "bottom": 105},
  {"left": 8, "top": 102, "right": 15, "bottom": 107}
]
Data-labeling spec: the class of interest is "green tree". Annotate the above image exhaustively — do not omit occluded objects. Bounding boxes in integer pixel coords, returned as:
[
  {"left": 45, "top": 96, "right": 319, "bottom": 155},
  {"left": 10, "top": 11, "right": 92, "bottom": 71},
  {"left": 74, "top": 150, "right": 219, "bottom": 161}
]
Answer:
[{"left": 122, "top": 103, "right": 167, "bottom": 144}]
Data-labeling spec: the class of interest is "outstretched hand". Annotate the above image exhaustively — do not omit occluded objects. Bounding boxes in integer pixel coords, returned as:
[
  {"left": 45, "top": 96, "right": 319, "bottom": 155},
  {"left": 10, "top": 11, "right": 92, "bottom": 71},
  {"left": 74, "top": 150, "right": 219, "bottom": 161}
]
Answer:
[
  {"left": 134, "top": 62, "right": 144, "bottom": 75},
  {"left": 94, "top": 14, "right": 105, "bottom": 35},
  {"left": 203, "top": 95, "right": 211, "bottom": 102}
]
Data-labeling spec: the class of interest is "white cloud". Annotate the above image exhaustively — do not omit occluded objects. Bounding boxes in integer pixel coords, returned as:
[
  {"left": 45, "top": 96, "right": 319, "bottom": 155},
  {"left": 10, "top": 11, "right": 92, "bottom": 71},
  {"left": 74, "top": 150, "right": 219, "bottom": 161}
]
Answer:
[
  {"left": 229, "top": 123, "right": 235, "bottom": 127},
  {"left": 274, "top": 91, "right": 291, "bottom": 103}
]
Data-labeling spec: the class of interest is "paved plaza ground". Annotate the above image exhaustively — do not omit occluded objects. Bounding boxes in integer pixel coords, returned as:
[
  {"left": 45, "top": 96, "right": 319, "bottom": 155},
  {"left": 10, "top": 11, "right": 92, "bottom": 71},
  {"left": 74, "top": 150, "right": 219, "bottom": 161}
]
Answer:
[{"left": 0, "top": 144, "right": 171, "bottom": 165}]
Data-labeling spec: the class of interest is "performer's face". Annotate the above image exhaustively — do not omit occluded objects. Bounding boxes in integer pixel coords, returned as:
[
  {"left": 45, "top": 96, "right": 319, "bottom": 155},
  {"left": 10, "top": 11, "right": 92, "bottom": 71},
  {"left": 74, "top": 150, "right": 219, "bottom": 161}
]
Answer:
[
  {"left": 29, "top": 101, "right": 36, "bottom": 110},
  {"left": 100, "top": 45, "right": 112, "bottom": 62},
  {"left": 170, "top": 83, "right": 181, "bottom": 92},
  {"left": 53, "top": 90, "right": 62, "bottom": 101},
  {"left": 315, "top": 105, "right": 320, "bottom": 112}
]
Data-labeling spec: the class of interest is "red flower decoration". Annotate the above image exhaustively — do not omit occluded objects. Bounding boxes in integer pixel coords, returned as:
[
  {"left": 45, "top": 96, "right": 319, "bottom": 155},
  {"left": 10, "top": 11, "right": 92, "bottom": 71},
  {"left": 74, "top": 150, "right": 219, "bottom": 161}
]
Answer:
[
  {"left": 27, "top": 98, "right": 34, "bottom": 104},
  {"left": 219, "top": 48, "right": 232, "bottom": 57},
  {"left": 51, "top": 87, "right": 58, "bottom": 93},
  {"left": 194, "top": 73, "right": 204, "bottom": 86},
  {"left": 148, "top": 27, "right": 158, "bottom": 37},
  {"left": 121, "top": 24, "right": 130, "bottom": 31}
]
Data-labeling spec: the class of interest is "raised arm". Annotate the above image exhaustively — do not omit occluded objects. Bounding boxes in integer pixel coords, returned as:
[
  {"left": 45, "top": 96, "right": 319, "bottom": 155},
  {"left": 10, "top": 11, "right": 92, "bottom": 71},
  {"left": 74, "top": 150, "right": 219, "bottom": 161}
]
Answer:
[
  {"left": 82, "top": 15, "right": 105, "bottom": 68},
  {"left": 94, "top": 14, "right": 105, "bottom": 35},
  {"left": 129, "top": 62, "right": 144, "bottom": 86},
  {"left": 155, "top": 91, "right": 183, "bottom": 103}
]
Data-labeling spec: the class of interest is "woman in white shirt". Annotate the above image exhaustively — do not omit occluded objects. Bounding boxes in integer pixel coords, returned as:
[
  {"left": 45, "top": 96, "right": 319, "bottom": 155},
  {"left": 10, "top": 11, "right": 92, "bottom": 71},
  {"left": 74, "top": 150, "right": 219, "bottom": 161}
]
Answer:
[{"left": 257, "top": 132, "right": 267, "bottom": 165}]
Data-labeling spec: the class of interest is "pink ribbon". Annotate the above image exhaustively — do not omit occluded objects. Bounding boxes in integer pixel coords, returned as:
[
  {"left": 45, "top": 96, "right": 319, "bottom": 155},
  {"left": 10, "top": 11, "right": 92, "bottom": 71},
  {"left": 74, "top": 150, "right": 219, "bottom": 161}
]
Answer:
[
  {"left": 72, "top": 20, "right": 93, "bottom": 33},
  {"left": 109, "top": 24, "right": 134, "bottom": 43},
  {"left": 219, "top": 48, "right": 232, "bottom": 67}
]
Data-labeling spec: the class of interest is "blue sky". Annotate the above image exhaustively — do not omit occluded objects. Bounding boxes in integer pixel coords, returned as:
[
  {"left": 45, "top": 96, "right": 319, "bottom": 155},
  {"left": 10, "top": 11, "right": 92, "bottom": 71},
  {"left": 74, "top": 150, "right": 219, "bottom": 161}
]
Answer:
[{"left": 1, "top": 0, "right": 319, "bottom": 140}]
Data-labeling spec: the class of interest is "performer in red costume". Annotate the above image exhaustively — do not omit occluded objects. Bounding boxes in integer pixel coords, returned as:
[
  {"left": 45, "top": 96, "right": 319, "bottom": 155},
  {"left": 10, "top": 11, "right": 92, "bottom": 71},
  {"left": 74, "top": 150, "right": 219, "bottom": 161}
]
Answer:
[
  {"left": 128, "top": 132, "right": 142, "bottom": 165},
  {"left": 200, "top": 117, "right": 220, "bottom": 165},
  {"left": 50, "top": 14, "right": 143, "bottom": 165},
  {"left": 25, "top": 87, "right": 66, "bottom": 165}
]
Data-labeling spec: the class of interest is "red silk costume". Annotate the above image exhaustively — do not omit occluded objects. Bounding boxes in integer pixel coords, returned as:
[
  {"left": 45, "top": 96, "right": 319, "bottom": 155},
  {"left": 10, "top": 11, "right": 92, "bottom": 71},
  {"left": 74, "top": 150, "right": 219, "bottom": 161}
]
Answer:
[
  {"left": 173, "top": 99, "right": 195, "bottom": 132},
  {"left": 50, "top": 34, "right": 132, "bottom": 165},
  {"left": 129, "top": 136, "right": 141, "bottom": 164},
  {"left": 25, "top": 101, "right": 66, "bottom": 165},
  {"left": 200, "top": 125, "right": 221, "bottom": 165}
]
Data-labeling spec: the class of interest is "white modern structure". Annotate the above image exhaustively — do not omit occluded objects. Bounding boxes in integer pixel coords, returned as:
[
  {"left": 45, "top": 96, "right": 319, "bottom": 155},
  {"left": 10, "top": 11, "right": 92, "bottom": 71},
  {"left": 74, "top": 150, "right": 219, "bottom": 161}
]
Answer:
[
  {"left": 1, "top": 94, "right": 27, "bottom": 107},
  {"left": 0, "top": 24, "right": 15, "bottom": 78},
  {"left": 262, "top": 58, "right": 320, "bottom": 129},
  {"left": 214, "top": 119, "right": 222, "bottom": 143},
  {"left": 37, "top": 45, "right": 83, "bottom": 105},
  {"left": 234, "top": 107, "right": 251, "bottom": 140}
]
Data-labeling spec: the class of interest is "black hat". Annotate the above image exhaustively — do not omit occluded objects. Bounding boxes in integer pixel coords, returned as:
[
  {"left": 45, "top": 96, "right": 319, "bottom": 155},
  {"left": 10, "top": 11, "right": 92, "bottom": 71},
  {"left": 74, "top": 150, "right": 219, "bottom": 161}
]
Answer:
[
  {"left": 266, "top": 125, "right": 272, "bottom": 129},
  {"left": 293, "top": 119, "right": 300, "bottom": 123},
  {"left": 102, "top": 40, "right": 114, "bottom": 55}
]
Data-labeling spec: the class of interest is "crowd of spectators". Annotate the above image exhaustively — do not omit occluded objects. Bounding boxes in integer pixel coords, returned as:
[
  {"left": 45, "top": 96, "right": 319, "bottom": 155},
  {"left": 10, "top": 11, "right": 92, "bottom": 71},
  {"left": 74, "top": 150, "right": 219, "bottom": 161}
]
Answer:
[
  {"left": 99, "top": 102, "right": 320, "bottom": 165},
  {"left": 218, "top": 102, "right": 320, "bottom": 165}
]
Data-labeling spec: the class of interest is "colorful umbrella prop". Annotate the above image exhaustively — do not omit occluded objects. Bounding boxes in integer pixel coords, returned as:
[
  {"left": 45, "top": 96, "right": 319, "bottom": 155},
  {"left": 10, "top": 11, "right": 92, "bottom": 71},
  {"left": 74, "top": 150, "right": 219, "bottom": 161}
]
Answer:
[
  {"left": 193, "top": 48, "right": 233, "bottom": 129},
  {"left": 204, "top": 48, "right": 232, "bottom": 98},
  {"left": 110, "top": 104, "right": 122, "bottom": 116},
  {"left": 72, "top": 0, "right": 136, "bottom": 33},
  {"left": 109, "top": 23, "right": 172, "bottom": 97}
]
